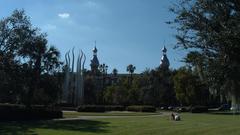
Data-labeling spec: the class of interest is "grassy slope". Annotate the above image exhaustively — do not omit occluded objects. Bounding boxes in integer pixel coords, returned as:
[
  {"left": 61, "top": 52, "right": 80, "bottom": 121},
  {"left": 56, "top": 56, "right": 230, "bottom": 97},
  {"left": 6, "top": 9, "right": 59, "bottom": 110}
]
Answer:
[{"left": 0, "top": 113, "right": 240, "bottom": 135}]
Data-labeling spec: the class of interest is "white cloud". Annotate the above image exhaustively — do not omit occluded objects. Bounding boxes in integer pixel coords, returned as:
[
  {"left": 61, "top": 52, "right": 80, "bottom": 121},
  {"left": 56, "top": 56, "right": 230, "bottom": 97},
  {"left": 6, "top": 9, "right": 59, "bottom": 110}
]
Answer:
[{"left": 58, "top": 13, "right": 70, "bottom": 19}]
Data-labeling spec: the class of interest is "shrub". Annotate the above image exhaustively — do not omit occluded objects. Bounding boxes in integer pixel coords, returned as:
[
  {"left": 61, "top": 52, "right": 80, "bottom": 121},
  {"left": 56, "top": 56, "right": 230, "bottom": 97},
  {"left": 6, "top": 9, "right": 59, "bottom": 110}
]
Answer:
[
  {"left": 126, "top": 106, "right": 156, "bottom": 112},
  {"left": 0, "top": 104, "right": 63, "bottom": 121},
  {"left": 77, "top": 105, "right": 106, "bottom": 112},
  {"left": 61, "top": 107, "right": 76, "bottom": 111},
  {"left": 191, "top": 106, "right": 208, "bottom": 113},
  {"left": 105, "top": 105, "right": 125, "bottom": 111},
  {"left": 57, "top": 103, "right": 74, "bottom": 107}
]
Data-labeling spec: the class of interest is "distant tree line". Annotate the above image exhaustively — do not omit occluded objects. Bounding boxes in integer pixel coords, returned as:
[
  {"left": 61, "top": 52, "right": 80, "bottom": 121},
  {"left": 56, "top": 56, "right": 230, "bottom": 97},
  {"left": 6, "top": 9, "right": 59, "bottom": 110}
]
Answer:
[
  {"left": 101, "top": 67, "right": 177, "bottom": 106},
  {"left": 97, "top": 66, "right": 213, "bottom": 107}
]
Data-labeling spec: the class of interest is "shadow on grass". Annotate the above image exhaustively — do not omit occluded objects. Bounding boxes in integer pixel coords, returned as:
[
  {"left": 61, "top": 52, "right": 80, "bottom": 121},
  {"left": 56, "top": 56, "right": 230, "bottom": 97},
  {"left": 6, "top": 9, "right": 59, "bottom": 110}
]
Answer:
[{"left": 0, "top": 119, "right": 110, "bottom": 135}]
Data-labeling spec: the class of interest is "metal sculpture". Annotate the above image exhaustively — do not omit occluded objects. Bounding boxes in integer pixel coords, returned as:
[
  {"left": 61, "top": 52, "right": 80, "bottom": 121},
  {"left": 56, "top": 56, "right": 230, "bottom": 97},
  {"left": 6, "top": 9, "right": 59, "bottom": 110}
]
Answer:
[{"left": 62, "top": 48, "right": 86, "bottom": 106}]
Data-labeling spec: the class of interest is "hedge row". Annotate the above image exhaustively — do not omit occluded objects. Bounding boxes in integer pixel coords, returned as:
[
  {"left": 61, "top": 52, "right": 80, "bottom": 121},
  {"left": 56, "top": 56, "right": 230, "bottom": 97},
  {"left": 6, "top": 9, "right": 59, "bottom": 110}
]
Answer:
[
  {"left": 126, "top": 106, "right": 156, "bottom": 112},
  {"left": 0, "top": 104, "right": 63, "bottom": 121},
  {"left": 77, "top": 105, "right": 106, "bottom": 112},
  {"left": 105, "top": 105, "right": 125, "bottom": 111}
]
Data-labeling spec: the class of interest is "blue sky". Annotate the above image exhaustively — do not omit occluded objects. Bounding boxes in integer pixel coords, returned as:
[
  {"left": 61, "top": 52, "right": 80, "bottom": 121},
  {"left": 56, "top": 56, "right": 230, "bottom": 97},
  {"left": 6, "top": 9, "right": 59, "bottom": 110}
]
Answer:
[{"left": 0, "top": 0, "right": 187, "bottom": 73}]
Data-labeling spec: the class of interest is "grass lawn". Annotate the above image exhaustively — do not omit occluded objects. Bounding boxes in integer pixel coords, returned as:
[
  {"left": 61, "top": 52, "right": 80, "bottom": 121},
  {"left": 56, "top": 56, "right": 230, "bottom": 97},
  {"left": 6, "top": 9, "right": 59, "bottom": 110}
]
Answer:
[{"left": 0, "top": 112, "right": 240, "bottom": 135}]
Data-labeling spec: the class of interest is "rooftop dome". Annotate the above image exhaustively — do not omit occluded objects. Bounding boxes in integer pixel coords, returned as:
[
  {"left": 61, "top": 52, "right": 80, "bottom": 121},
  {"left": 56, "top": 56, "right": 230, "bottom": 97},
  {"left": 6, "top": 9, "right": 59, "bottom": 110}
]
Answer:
[
  {"left": 160, "top": 46, "right": 170, "bottom": 69},
  {"left": 162, "top": 46, "right": 167, "bottom": 53},
  {"left": 93, "top": 46, "right": 98, "bottom": 53}
]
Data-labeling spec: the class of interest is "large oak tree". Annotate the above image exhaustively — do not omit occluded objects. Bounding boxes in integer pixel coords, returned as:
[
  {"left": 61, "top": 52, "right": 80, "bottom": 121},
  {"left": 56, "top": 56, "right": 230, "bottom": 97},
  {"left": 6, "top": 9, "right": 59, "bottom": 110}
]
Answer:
[
  {"left": 0, "top": 10, "right": 62, "bottom": 106},
  {"left": 170, "top": 0, "right": 240, "bottom": 108}
]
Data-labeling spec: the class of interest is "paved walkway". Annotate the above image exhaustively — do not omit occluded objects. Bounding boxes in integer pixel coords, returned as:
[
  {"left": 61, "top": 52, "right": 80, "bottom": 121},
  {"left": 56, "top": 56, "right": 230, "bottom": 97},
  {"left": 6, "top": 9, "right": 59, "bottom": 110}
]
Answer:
[{"left": 56, "top": 112, "right": 171, "bottom": 121}]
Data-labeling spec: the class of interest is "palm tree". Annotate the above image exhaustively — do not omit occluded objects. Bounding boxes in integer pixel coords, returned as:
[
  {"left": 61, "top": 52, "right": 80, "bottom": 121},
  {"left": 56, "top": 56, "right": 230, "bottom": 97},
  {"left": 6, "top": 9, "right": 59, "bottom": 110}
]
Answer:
[
  {"left": 43, "top": 46, "right": 61, "bottom": 74},
  {"left": 127, "top": 64, "right": 136, "bottom": 86},
  {"left": 20, "top": 34, "right": 62, "bottom": 107}
]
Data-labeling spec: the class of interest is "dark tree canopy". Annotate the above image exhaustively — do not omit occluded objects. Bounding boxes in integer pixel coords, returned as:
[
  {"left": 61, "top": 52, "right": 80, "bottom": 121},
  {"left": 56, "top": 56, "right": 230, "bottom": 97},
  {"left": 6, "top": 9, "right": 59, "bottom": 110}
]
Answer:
[
  {"left": 170, "top": 0, "right": 240, "bottom": 104},
  {"left": 0, "top": 10, "right": 62, "bottom": 106}
]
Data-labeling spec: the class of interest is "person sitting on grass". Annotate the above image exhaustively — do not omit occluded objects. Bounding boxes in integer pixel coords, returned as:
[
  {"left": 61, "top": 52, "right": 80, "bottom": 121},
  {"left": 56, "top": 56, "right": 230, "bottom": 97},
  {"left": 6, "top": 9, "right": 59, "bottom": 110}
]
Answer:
[
  {"left": 171, "top": 113, "right": 181, "bottom": 121},
  {"left": 171, "top": 113, "right": 175, "bottom": 120}
]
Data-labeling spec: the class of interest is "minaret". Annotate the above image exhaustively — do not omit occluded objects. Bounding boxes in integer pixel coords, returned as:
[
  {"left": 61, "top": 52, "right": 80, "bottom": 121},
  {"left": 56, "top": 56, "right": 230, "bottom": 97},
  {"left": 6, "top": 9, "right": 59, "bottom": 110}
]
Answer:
[
  {"left": 90, "top": 45, "right": 100, "bottom": 73},
  {"left": 160, "top": 46, "right": 170, "bottom": 69}
]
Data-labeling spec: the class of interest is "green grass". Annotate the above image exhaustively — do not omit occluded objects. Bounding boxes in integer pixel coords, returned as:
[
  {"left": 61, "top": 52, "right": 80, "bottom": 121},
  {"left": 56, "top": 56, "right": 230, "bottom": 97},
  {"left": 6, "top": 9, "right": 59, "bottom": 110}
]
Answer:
[{"left": 1, "top": 112, "right": 240, "bottom": 135}]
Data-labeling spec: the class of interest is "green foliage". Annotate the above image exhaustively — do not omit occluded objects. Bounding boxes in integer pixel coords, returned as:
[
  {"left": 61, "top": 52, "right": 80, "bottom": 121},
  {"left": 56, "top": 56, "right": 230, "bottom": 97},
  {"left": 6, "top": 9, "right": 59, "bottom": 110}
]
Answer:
[
  {"left": 33, "top": 73, "right": 62, "bottom": 105},
  {"left": 143, "top": 68, "right": 176, "bottom": 106},
  {"left": 77, "top": 105, "right": 106, "bottom": 112},
  {"left": 104, "top": 105, "right": 125, "bottom": 111},
  {"left": 173, "top": 67, "right": 209, "bottom": 106},
  {"left": 126, "top": 64, "right": 136, "bottom": 86},
  {"left": 84, "top": 76, "right": 97, "bottom": 104},
  {"left": 103, "top": 84, "right": 129, "bottom": 105},
  {"left": 0, "top": 10, "right": 62, "bottom": 106},
  {"left": 102, "top": 67, "right": 177, "bottom": 106},
  {"left": 0, "top": 104, "right": 62, "bottom": 121},
  {"left": 170, "top": 0, "right": 240, "bottom": 105},
  {"left": 126, "top": 64, "right": 136, "bottom": 75}
]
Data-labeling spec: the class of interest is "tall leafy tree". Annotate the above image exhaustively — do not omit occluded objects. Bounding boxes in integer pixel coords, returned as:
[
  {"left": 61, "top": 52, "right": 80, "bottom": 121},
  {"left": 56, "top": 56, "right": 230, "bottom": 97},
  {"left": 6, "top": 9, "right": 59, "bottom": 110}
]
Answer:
[
  {"left": 170, "top": 0, "right": 240, "bottom": 107},
  {"left": 0, "top": 9, "right": 33, "bottom": 103},
  {"left": 0, "top": 10, "right": 62, "bottom": 106}
]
